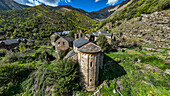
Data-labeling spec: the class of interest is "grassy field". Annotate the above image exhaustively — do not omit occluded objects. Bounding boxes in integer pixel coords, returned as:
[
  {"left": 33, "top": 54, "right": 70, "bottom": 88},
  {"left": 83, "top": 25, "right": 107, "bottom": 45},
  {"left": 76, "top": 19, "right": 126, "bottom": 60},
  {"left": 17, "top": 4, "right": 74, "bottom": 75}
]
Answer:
[{"left": 77, "top": 49, "right": 170, "bottom": 96}]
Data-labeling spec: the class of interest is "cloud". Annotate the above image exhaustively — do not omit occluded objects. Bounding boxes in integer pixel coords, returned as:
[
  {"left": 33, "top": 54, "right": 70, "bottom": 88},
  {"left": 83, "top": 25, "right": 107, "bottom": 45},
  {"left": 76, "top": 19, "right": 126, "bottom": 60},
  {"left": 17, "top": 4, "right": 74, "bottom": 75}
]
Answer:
[
  {"left": 14, "top": 0, "right": 71, "bottom": 6},
  {"left": 107, "top": 0, "right": 118, "bottom": 5},
  {"left": 95, "top": 0, "right": 100, "bottom": 2}
]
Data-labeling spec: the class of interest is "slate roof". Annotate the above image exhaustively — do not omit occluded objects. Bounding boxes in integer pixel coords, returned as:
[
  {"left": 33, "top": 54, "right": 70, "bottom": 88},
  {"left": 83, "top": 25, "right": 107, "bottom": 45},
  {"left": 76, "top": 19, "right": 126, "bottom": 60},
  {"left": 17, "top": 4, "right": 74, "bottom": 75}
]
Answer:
[
  {"left": 51, "top": 31, "right": 71, "bottom": 42},
  {"left": 0, "top": 38, "right": 34, "bottom": 46},
  {"left": 63, "top": 31, "right": 70, "bottom": 35},
  {"left": 73, "top": 38, "right": 89, "bottom": 48},
  {"left": 55, "top": 32, "right": 63, "bottom": 36},
  {"left": 65, "top": 50, "right": 77, "bottom": 58},
  {"left": 52, "top": 31, "right": 70, "bottom": 37},
  {"left": 61, "top": 36, "right": 74, "bottom": 42},
  {"left": 78, "top": 43, "right": 101, "bottom": 53},
  {"left": 99, "top": 31, "right": 107, "bottom": 34}
]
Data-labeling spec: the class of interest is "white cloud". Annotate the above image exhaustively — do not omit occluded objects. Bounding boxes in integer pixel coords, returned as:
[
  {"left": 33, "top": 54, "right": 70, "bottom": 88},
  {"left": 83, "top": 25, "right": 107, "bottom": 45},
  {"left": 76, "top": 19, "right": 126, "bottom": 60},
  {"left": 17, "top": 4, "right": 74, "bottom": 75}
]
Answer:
[
  {"left": 107, "top": 0, "right": 118, "bottom": 5},
  {"left": 95, "top": 0, "right": 100, "bottom": 2},
  {"left": 14, "top": 0, "right": 71, "bottom": 6},
  {"left": 34, "top": 1, "right": 41, "bottom": 5},
  {"left": 28, "top": 0, "right": 34, "bottom": 3},
  {"left": 25, "top": 3, "right": 34, "bottom": 6}
]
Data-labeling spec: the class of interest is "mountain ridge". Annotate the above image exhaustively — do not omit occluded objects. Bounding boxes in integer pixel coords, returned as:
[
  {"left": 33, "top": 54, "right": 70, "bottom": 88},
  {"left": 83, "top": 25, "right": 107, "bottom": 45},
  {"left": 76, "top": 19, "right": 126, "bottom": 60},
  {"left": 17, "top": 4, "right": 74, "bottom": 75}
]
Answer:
[
  {"left": 0, "top": 0, "right": 29, "bottom": 10},
  {"left": 0, "top": 0, "right": 131, "bottom": 20}
]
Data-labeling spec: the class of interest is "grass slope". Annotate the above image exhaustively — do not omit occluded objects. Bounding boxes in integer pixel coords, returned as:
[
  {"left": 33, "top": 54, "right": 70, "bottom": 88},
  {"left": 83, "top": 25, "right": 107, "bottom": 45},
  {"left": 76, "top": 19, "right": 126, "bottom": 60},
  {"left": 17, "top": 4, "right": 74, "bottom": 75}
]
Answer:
[{"left": 77, "top": 49, "right": 170, "bottom": 95}]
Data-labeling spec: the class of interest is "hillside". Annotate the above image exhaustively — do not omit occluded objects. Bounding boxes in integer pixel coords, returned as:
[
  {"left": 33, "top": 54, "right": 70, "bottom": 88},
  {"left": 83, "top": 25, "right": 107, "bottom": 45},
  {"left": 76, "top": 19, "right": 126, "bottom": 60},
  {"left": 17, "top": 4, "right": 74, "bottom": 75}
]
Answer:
[
  {"left": 0, "top": 4, "right": 98, "bottom": 44},
  {"left": 109, "top": 10, "right": 170, "bottom": 48},
  {"left": 0, "top": 0, "right": 29, "bottom": 10},
  {"left": 77, "top": 48, "right": 169, "bottom": 95},
  {"left": 98, "top": 0, "right": 170, "bottom": 29}
]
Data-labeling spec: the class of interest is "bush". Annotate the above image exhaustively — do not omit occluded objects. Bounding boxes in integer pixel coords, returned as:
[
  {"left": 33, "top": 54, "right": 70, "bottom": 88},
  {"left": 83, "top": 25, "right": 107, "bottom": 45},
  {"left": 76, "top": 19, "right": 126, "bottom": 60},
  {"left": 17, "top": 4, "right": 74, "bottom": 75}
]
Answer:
[
  {"left": 0, "top": 64, "right": 33, "bottom": 95},
  {"left": 3, "top": 51, "right": 18, "bottom": 63},
  {"left": 21, "top": 59, "right": 79, "bottom": 96},
  {"left": 97, "top": 34, "right": 110, "bottom": 52},
  {"left": 0, "top": 49, "right": 7, "bottom": 57}
]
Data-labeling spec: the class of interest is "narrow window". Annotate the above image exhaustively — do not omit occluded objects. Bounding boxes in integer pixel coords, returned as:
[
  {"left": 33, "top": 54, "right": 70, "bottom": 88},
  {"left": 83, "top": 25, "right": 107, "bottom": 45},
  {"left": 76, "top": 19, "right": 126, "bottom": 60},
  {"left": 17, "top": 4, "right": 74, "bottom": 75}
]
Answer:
[
  {"left": 63, "top": 42, "right": 65, "bottom": 45},
  {"left": 90, "top": 62, "right": 93, "bottom": 67},
  {"left": 81, "top": 34, "right": 83, "bottom": 37},
  {"left": 90, "top": 79, "right": 92, "bottom": 82}
]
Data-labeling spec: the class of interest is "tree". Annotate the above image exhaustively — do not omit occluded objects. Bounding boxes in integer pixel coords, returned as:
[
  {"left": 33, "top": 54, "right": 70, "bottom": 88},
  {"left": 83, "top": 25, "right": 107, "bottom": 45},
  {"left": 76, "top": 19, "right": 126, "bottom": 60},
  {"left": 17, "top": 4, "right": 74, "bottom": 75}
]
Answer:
[
  {"left": 68, "top": 30, "right": 76, "bottom": 38},
  {"left": 97, "top": 34, "right": 110, "bottom": 52},
  {"left": 104, "top": 27, "right": 108, "bottom": 31}
]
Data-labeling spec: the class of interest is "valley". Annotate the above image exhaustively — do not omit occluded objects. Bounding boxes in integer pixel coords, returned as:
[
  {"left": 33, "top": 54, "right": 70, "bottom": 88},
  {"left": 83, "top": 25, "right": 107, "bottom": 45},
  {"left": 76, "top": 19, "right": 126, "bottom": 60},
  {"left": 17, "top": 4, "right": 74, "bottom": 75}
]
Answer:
[{"left": 0, "top": 0, "right": 169, "bottom": 96}]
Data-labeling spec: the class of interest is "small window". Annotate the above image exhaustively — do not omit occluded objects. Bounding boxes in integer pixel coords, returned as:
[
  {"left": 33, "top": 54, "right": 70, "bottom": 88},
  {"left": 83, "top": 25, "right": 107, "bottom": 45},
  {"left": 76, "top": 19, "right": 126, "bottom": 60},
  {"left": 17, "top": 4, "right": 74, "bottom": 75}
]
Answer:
[
  {"left": 58, "top": 42, "right": 60, "bottom": 45},
  {"left": 90, "top": 79, "right": 92, "bottom": 82},
  {"left": 63, "top": 42, "right": 65, "bottom": 45},
  {"left": 90, "top": 62, "right": 93, "bottom": 67},
  {"left": 81, "top": 34, "right": 83, "bottom": 37}
]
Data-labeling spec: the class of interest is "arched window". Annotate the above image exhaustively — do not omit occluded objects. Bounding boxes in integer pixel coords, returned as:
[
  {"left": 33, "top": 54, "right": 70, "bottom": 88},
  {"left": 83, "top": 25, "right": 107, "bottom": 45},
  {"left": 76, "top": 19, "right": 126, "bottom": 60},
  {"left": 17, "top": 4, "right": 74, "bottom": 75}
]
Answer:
[
  {"left": 58, "top": 42, "right": 60, "bottom": 45},
  {"left": 90, "top": 62, "right": 93, "bottom": 67}
]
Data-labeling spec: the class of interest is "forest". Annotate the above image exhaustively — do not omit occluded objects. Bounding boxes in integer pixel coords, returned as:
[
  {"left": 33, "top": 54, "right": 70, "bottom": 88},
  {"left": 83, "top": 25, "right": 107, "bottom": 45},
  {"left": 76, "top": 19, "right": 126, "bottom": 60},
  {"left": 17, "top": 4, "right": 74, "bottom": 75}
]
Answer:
[{"left": 0, "top": 5, "right": 98, "bottom": 45}]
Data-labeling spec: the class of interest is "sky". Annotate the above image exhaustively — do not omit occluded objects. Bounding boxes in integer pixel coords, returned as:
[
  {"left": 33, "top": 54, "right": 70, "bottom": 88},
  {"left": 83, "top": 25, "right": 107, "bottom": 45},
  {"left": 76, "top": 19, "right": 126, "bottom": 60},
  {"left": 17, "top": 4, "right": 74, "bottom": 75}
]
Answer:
[{"left": 14, "top": 0, "right": 125, "bottom": 12}]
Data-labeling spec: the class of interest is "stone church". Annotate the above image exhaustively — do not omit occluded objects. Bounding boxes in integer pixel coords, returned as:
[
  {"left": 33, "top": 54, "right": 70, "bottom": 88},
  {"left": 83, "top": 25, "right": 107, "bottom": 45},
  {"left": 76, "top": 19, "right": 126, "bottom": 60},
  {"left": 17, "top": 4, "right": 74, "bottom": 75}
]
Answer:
[{"left": 65, "top": 38, "right": 103, "bottom": 91}]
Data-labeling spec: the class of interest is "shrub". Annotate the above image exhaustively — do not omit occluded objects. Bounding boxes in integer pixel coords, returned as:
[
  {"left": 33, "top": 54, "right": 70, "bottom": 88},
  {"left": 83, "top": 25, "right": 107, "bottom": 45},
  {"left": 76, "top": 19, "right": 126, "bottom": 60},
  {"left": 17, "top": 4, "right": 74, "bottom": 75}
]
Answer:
[
  {"left": 0, "top": 49, "right": 7, "bottom": 57},
  {"left": 0, "top": 64, "right": 33, "bottom": 95},
  {"left": 3, "top": 51, "right": 18, "bottom": 63},
  {"left": 97, "top": 34, "right": 110, "bottom": 52}
]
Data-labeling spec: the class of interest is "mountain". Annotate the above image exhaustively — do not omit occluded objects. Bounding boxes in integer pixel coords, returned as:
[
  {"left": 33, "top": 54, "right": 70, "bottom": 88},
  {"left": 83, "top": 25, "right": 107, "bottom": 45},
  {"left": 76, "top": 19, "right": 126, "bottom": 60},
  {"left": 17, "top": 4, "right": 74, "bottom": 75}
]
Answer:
[
  {"left": 89, "top": 0, "right": 132, "bottom": 20},
  {"left": 0, "top": 0, "right": 131, "bottom": 20},
  {"left": 0, "top": 0, "right": 29, "bottom": 10},
  {"left": 0, "top": 4, "right": 98, "bottom": 44},
  {"left": 49, "top": 0, "right": 132, "bottom": 20}
]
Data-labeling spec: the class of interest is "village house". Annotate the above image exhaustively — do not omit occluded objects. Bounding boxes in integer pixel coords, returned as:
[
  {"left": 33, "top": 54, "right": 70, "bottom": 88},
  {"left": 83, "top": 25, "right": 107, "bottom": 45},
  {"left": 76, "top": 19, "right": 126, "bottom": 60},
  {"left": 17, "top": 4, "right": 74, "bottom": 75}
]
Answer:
[
  {"left": 50, "top": 31, "right": 74, "bottom": 56},
  {"left": 50, "top": 31, "right": 71, "bottom": 46},
  {"left": 0, "top": 38, "right": 34, "bottom": 50},
  {"left": 74, "top": 30, "right": 113, "bottom": 44},
  {"left": 85, "top": 31, "right": 113, "bottom": 44},
  {"left": 55, "top": 36, "right": 74, "bottom": 52},
  {"left": 65, "top": 38, "right": 103, "bottom": 91}
]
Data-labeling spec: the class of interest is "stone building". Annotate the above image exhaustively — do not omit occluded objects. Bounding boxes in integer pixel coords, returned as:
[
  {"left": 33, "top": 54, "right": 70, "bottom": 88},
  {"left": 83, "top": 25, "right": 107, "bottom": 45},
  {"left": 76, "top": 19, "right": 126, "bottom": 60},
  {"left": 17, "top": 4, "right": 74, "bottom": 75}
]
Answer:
[
  {"left": 74, "top": 32, "right": 85, "bottom": 40},
  {"left": 0, "top": 38, "right": 34, "bottom": 50},
  {"left": 78, "top": 42, "right": 103, "bottom": 91},
  {"left": 85, "top": 31, "right": 113, "bottom": 44},
  {"left": 55, "top": 36, "right": 74, "bottom": 51},
  {"left": 54, "top": 36, "right": 74, "bottom": 56},
  {"left": 65, "top": 38, "right": 103, "bottom": 91},
  {"left": 50, "top": 31, "right": 70, "bottom": 46}
]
